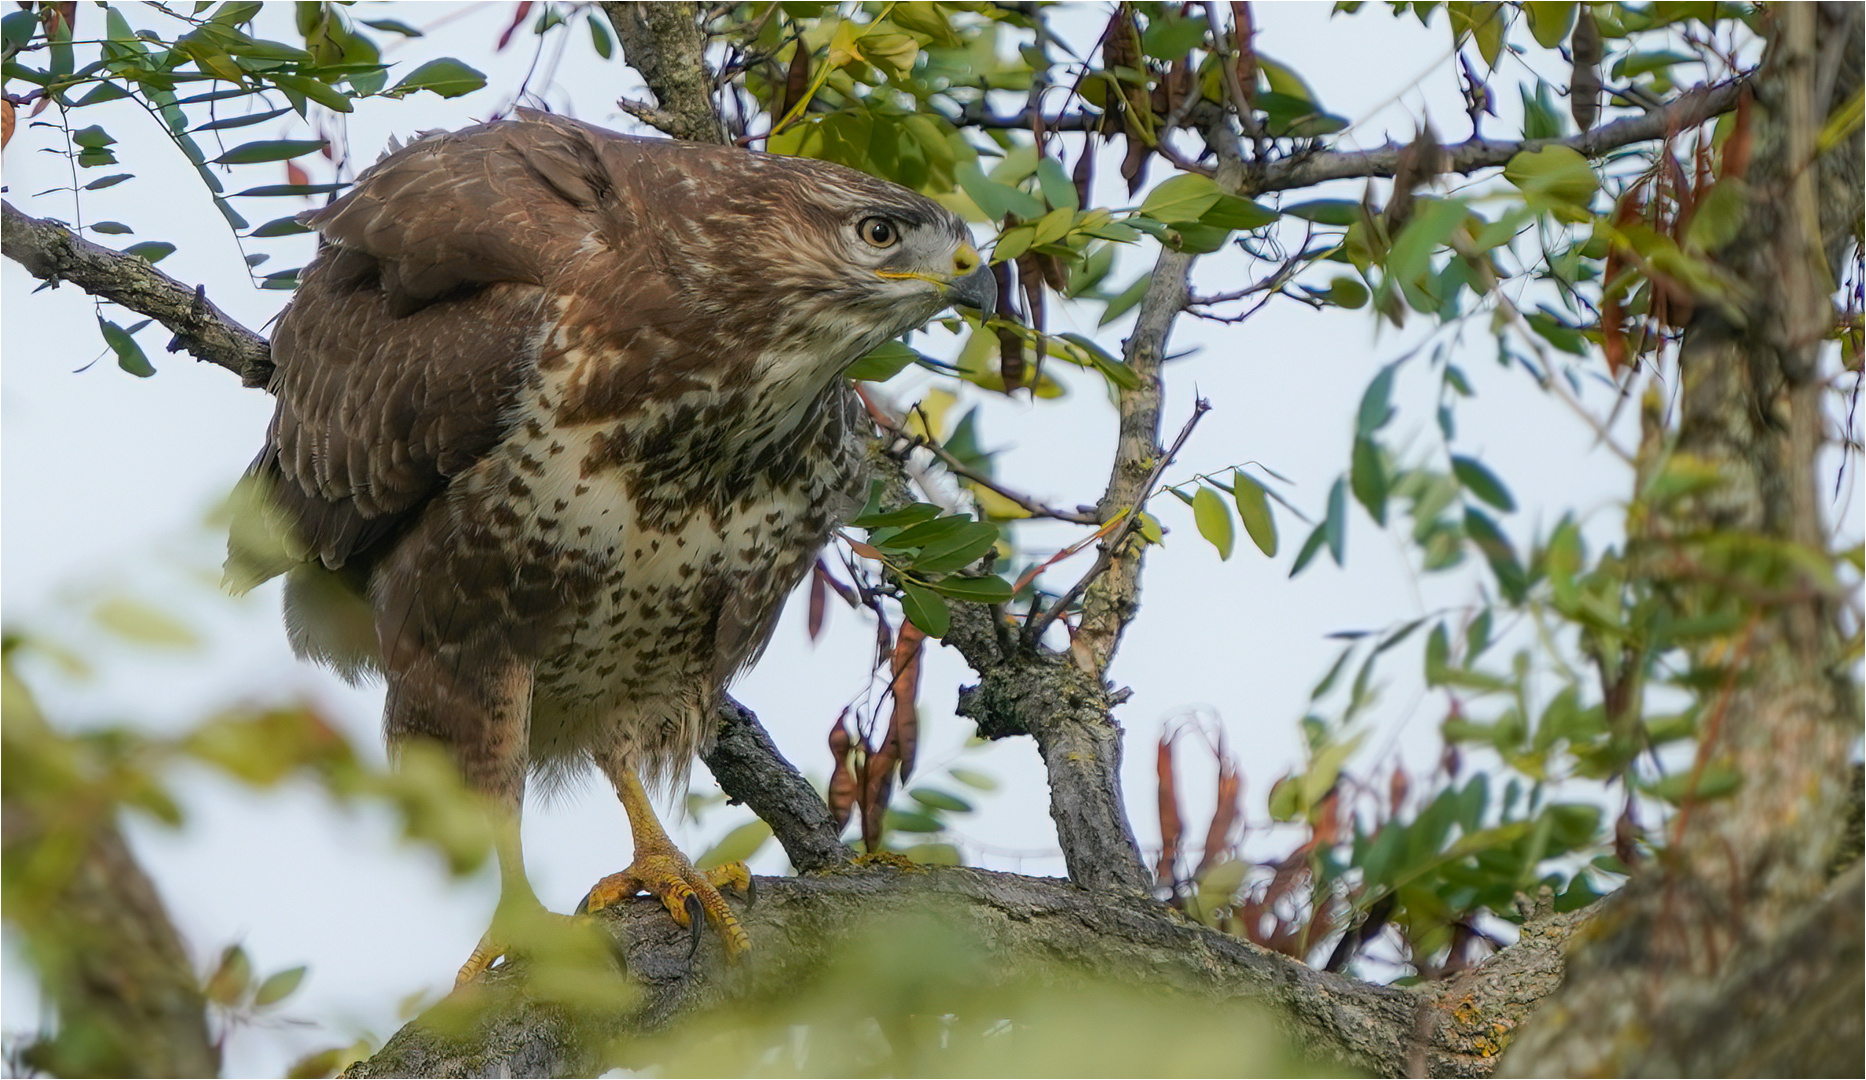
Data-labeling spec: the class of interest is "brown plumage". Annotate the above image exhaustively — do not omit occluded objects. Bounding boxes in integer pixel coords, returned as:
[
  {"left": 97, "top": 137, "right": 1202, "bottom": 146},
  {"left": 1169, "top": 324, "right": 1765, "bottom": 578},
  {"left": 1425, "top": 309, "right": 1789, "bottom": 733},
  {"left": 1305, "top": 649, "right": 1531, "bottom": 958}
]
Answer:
[{"left": 228, "top": 110, "right": 993, "bottom": 972}]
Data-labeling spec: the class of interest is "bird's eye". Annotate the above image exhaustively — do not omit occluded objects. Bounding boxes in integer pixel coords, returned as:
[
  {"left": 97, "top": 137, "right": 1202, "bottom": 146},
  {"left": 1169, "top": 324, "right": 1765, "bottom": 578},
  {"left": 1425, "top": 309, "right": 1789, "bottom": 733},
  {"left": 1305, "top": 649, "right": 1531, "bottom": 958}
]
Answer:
[{"left": 858, "top": 217, "right": 899, "bottom": 249}]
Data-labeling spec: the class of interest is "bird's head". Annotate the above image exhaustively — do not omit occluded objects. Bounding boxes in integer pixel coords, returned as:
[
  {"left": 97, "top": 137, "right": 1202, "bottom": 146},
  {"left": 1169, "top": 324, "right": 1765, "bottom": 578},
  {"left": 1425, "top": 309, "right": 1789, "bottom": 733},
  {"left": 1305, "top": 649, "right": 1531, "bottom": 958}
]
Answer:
[{"left": 647, "top": 150, "right": 995, "bottom": 371}]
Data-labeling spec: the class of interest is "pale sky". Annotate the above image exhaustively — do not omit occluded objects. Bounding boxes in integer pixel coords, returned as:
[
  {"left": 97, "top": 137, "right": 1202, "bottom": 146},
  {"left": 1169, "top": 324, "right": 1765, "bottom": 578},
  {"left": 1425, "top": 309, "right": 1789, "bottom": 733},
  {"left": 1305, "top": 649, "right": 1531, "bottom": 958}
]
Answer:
[{"left": 5, "top": 4, "right": 1841, "bottom": 1076}]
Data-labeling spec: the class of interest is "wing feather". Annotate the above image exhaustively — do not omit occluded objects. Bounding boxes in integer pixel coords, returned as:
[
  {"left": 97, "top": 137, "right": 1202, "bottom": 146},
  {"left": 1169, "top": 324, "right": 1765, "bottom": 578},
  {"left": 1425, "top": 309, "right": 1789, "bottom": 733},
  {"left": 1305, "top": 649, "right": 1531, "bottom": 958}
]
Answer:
[{"left": 229, "top": 114, "right": 629, "bottom": 592}]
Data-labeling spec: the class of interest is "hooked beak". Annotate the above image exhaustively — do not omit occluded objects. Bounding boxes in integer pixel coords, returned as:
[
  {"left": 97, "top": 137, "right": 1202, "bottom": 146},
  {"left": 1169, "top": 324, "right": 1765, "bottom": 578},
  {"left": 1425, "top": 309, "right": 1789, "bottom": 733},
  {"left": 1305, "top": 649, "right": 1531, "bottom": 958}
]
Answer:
[
  {"left": 946, "top": 259, "right": 997, "bottom": 316},
  {"left": 877, "top": 242, "right": 997, "bottom": 317}
]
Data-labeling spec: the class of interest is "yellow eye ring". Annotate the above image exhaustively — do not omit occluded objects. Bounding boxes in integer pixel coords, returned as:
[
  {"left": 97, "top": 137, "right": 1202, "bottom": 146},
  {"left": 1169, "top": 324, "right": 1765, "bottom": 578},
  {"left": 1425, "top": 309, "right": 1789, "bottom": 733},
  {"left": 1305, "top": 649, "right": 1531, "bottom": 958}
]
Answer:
[{"left": 858, "top": 216, "right": 900, "bottom": 248}]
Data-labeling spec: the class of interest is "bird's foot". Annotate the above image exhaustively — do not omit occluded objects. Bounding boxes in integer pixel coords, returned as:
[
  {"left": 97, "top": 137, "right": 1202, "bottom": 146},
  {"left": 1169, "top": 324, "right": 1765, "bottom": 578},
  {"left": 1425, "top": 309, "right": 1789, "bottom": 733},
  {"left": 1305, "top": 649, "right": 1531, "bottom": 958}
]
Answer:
[
  {"left": 577, "top": 851, "right": 755, "bottom": 962},
  {"left": 454, "top": 900, "right": 617, "bottom": 989}
]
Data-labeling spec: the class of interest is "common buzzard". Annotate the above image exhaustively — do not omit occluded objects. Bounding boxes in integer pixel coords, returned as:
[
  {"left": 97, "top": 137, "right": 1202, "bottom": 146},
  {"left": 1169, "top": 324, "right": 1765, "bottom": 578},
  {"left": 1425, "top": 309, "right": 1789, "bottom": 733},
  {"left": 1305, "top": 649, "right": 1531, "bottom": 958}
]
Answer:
[{"left": 228, "top": 110, "right": 994, "bottom": 978}]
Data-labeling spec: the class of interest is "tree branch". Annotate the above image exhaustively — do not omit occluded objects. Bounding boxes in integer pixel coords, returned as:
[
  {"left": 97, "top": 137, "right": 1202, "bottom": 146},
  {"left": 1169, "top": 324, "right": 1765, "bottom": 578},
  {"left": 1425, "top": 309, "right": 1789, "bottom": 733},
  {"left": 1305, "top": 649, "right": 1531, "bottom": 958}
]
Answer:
[
  {"left": 601, "top": 2, "right": 730, "bottom": 146},
  {"left": 1247, "top": 77, "right": 1748, "bottom": 194},
  {"left": 702, "top": 697, "right": 854, "bottom": 873},
  {"left": 1, "top": 199, "right": 274, "bottom": 387},
  {"left": 347, "top": 865, "right": 1593, "bottom": 1078}
]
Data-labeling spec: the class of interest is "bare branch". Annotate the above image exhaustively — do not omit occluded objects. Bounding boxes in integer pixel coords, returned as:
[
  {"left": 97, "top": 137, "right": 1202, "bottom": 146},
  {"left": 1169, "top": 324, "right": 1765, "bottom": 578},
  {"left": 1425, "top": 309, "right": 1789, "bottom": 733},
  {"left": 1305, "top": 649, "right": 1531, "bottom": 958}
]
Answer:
[
  {"left": 601, "top": 2, "right": 730, "bottom": 146},
  {"left": 2, "top": 199, "right": 273, "bottom": 387}
]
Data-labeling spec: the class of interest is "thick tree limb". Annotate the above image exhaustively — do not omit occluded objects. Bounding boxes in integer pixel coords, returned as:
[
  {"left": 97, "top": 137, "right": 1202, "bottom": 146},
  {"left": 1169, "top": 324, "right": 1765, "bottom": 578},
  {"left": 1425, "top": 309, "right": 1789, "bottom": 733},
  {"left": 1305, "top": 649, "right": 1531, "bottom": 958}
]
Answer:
[
  {"left": 1, "top": 199, "right": 274, "bottom": 387},
  {"left": 600, "top": 2, "right": 729, "bottom": 146},
  {"left": 348, "top": 865, "right": 1593, "bottom": 1078}
]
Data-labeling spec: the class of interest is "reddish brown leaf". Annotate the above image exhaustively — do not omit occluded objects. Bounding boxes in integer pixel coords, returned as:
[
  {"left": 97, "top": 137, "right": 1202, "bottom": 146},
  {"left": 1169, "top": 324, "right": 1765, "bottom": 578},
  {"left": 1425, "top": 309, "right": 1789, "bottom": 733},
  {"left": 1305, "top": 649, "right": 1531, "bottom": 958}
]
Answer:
[
  {"left": 1721, "top": 89, "right": 1753, "bottom": 180},
  {"left": 1230, "top": 2, "right": 1258, "bottom": 106},
  {"left": 1154, "top": 732, "right": 1183, "bottom": 887},
  {"left": 1, "top": 100, "right": 14, "bottom": 151},
  {"left": 1120, "top": 135, "right": 1153, "bottom": 196},
  {"left": 285, "top": 160, "right": 311, "bottom": 188},
  {"left": 781, "top": 44, "right": 812, "bottom": 121},
  {"left": 495, "top": 1, "right": 534, "bottom": 51},
  {"left": 1072, "top": 138, "right": 1095, "bottom": 209},
  {"left": 1195, "top": 756, "right": 1242, "bottom": 877},
  {"left": 1388, "top": 764, "right": 1411, "bottom": 816},
  {"left": 807, "top": 563, "right": 828, "bottom": 641},
  {"left": 887, "top": 622, "right": 924, "bottom": 781},
  {"left": 827, "top": 714, "right": 856, "bottom": 831},
  {"left": 861, "top": 732, "right": 896, "bottom": 853}
]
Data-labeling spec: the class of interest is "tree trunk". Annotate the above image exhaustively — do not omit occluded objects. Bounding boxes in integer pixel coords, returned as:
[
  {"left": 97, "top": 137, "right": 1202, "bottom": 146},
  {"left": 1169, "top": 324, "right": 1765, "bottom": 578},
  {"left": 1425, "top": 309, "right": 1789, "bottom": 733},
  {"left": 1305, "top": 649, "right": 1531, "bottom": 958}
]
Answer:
[{"left": 1500, "top": 5, "right": 1865, "bottom": 1075}]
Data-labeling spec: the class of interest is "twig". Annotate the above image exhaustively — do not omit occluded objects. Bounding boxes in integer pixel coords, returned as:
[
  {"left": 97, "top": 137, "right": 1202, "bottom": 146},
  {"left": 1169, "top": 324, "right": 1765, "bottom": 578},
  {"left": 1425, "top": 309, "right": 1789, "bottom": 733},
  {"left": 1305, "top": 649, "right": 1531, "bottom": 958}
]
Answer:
[{"left": 1027, "top": 398, "right": 1212, "bottom": 646}]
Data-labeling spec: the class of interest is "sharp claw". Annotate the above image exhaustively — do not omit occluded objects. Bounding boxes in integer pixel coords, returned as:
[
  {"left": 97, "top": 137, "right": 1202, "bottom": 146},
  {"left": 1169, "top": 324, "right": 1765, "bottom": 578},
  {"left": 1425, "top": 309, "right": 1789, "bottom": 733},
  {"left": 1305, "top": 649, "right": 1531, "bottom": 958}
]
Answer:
[
  {"left": 684, "top": 894, "right": 705, "bottom": 961},
  {"left": 743, "top": 875, "right": 759, "bottom": 908},
  {"left": 574, "top": 891, "right": 593, "bottom": 916}
]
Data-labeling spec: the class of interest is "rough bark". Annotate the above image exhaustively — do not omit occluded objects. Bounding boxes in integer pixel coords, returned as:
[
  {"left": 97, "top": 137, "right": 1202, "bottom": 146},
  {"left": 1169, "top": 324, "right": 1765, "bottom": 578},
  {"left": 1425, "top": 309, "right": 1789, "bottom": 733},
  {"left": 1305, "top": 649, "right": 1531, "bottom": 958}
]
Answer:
[
  {"left": 599, "top": 2, "right": 729, "bottom": 146},
  {"left": 1500, "top": 5, "right": 1865, "bottom": 1076},
  {"left": 1, "top": 199, "right": 274, "bottom": 387},
  {"left": 345, "top": 865, "right": 1593, "bottom": 1079},
  {"left": 702, "top": 697, "right": 854, "bottom": 873}
]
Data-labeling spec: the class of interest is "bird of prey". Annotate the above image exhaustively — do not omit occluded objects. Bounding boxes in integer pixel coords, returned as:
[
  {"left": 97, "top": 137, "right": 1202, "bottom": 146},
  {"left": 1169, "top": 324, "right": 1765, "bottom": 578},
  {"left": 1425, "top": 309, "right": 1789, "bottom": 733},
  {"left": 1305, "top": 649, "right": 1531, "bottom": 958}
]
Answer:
[{"left": 227, "top": 110, "right": 994, "bottom": 980}]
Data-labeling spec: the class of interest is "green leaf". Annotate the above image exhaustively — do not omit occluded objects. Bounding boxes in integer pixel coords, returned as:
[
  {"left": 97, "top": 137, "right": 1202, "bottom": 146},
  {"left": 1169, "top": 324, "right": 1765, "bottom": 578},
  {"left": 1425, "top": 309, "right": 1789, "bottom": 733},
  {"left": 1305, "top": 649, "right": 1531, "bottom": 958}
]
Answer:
[
  {"left": 1451, "top": 455, "right": 1516, "bottom": 512},
  {"left": 362, "top": 18, "right": 424, "bottom": 37},
  {"left": 1035, "top": 155, "right": 1077, "bottom": 211},
  {"left": 1324, "top": 477, "right": 1348, "bottom": 566},
  {"left": 948, "top": 768, "right": 999, "bottom": 792},
  {"left": 1137, "top": 173, "right": 1223, "bottom": 224},
  {"left": 193, "top": 107, "right": 295, "bottom": 133},
  {"left": 212, "top": 139, "right": 327, "bottom": 165},
  {"left": 72, "top": 125, "right": 116, "bottom": 149},
  {"left": 248, "top": 215, "right": 312, "bottom": 238},
  {"left": 1684, "top": 179, "right": 1746, "bottom": 253},
  {"left": 1192, "top": 485, "right": 1235, "bottom": 560},
  {"left": 1357, "top": 363, "right": 1398, "bottom": 436},
  {"left": 1233, "top": 474, "right": 1278, "bottom": 557},
  {"left": 1289, "top": 523, "right": 1328, "bottom": 577},
  {"left": 928, "top": 575, "right": 1014, "bottom": 604},
  {"left": 124, "top": 242, "right": 177, "bottom": 263},
  {"left": 1201, "top": 194, "right": 1278, "bottom": 230},
  {"left": 911, "top": 522, "right": 1001, "bottom": 574},
  {"left": 1464, "top": 508, "right": 1527, "bottom": 602},
  {"left": 883, "top": 514, "right": 975, "bottom": 550},
  {"left": 884, "top": 808, "right": 945, "bottom": 834},
  {"left": 97, "top": 317, "right": 155, "bottom": 377},
  {"left": 696, "top": 818, "right": 772, "bottom": 869},
  {"left": 267, "top": 73, "right": 355, "bottom": 113},
  {"left": 1098, "top": 275, "right": 1151, "bottom": 327},
  {"left": 1350, "top": 437, "right": 1388, "bottom": 525},
  {"left": 899, "top": 582, "right": 951, "bottom": 638},
  {"left": 586, "top": 13, "right": 612, "bottom": 57},
  {"left": 1385, "top": 197, "right": 1468, "bottom": 286},
  {"left": 1504, "top": 145, "right": 1599, "bottom": 207},
  {"left": 1324, "top": 276, "right": 1369, "bottom": 309},
  {"left": 232, "top": 183, "right": 348, "bottom": 197},
  {"left": 1282, "top": 199, "right": 1360, "bottom": 226},
  {"left": 1524, "top": 1, "right": 1577, "bottom": 47},
  {"left": 910, "top": 788, "right": 974, "bottom": 814},
  {"left": 253, "top": 966, "right": 306, "bottom": 1007},
  {"left": 89, "top": 221, "right": 134, "bottom": 235},
  {"left": 845, "top": 340, "right": 923, "bottom": 382},
  {"left": 1056, "top": 332, "right": 1142, "bottom": 389},
  {"left": 852, "top": 502, "right": 943, "bottom": 529},
  {"left": 387, "top": 57, "right": 487, "bottom": 99},
  {"left": 957, "top": 161, "right": 1044, "bottom": 221}
]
